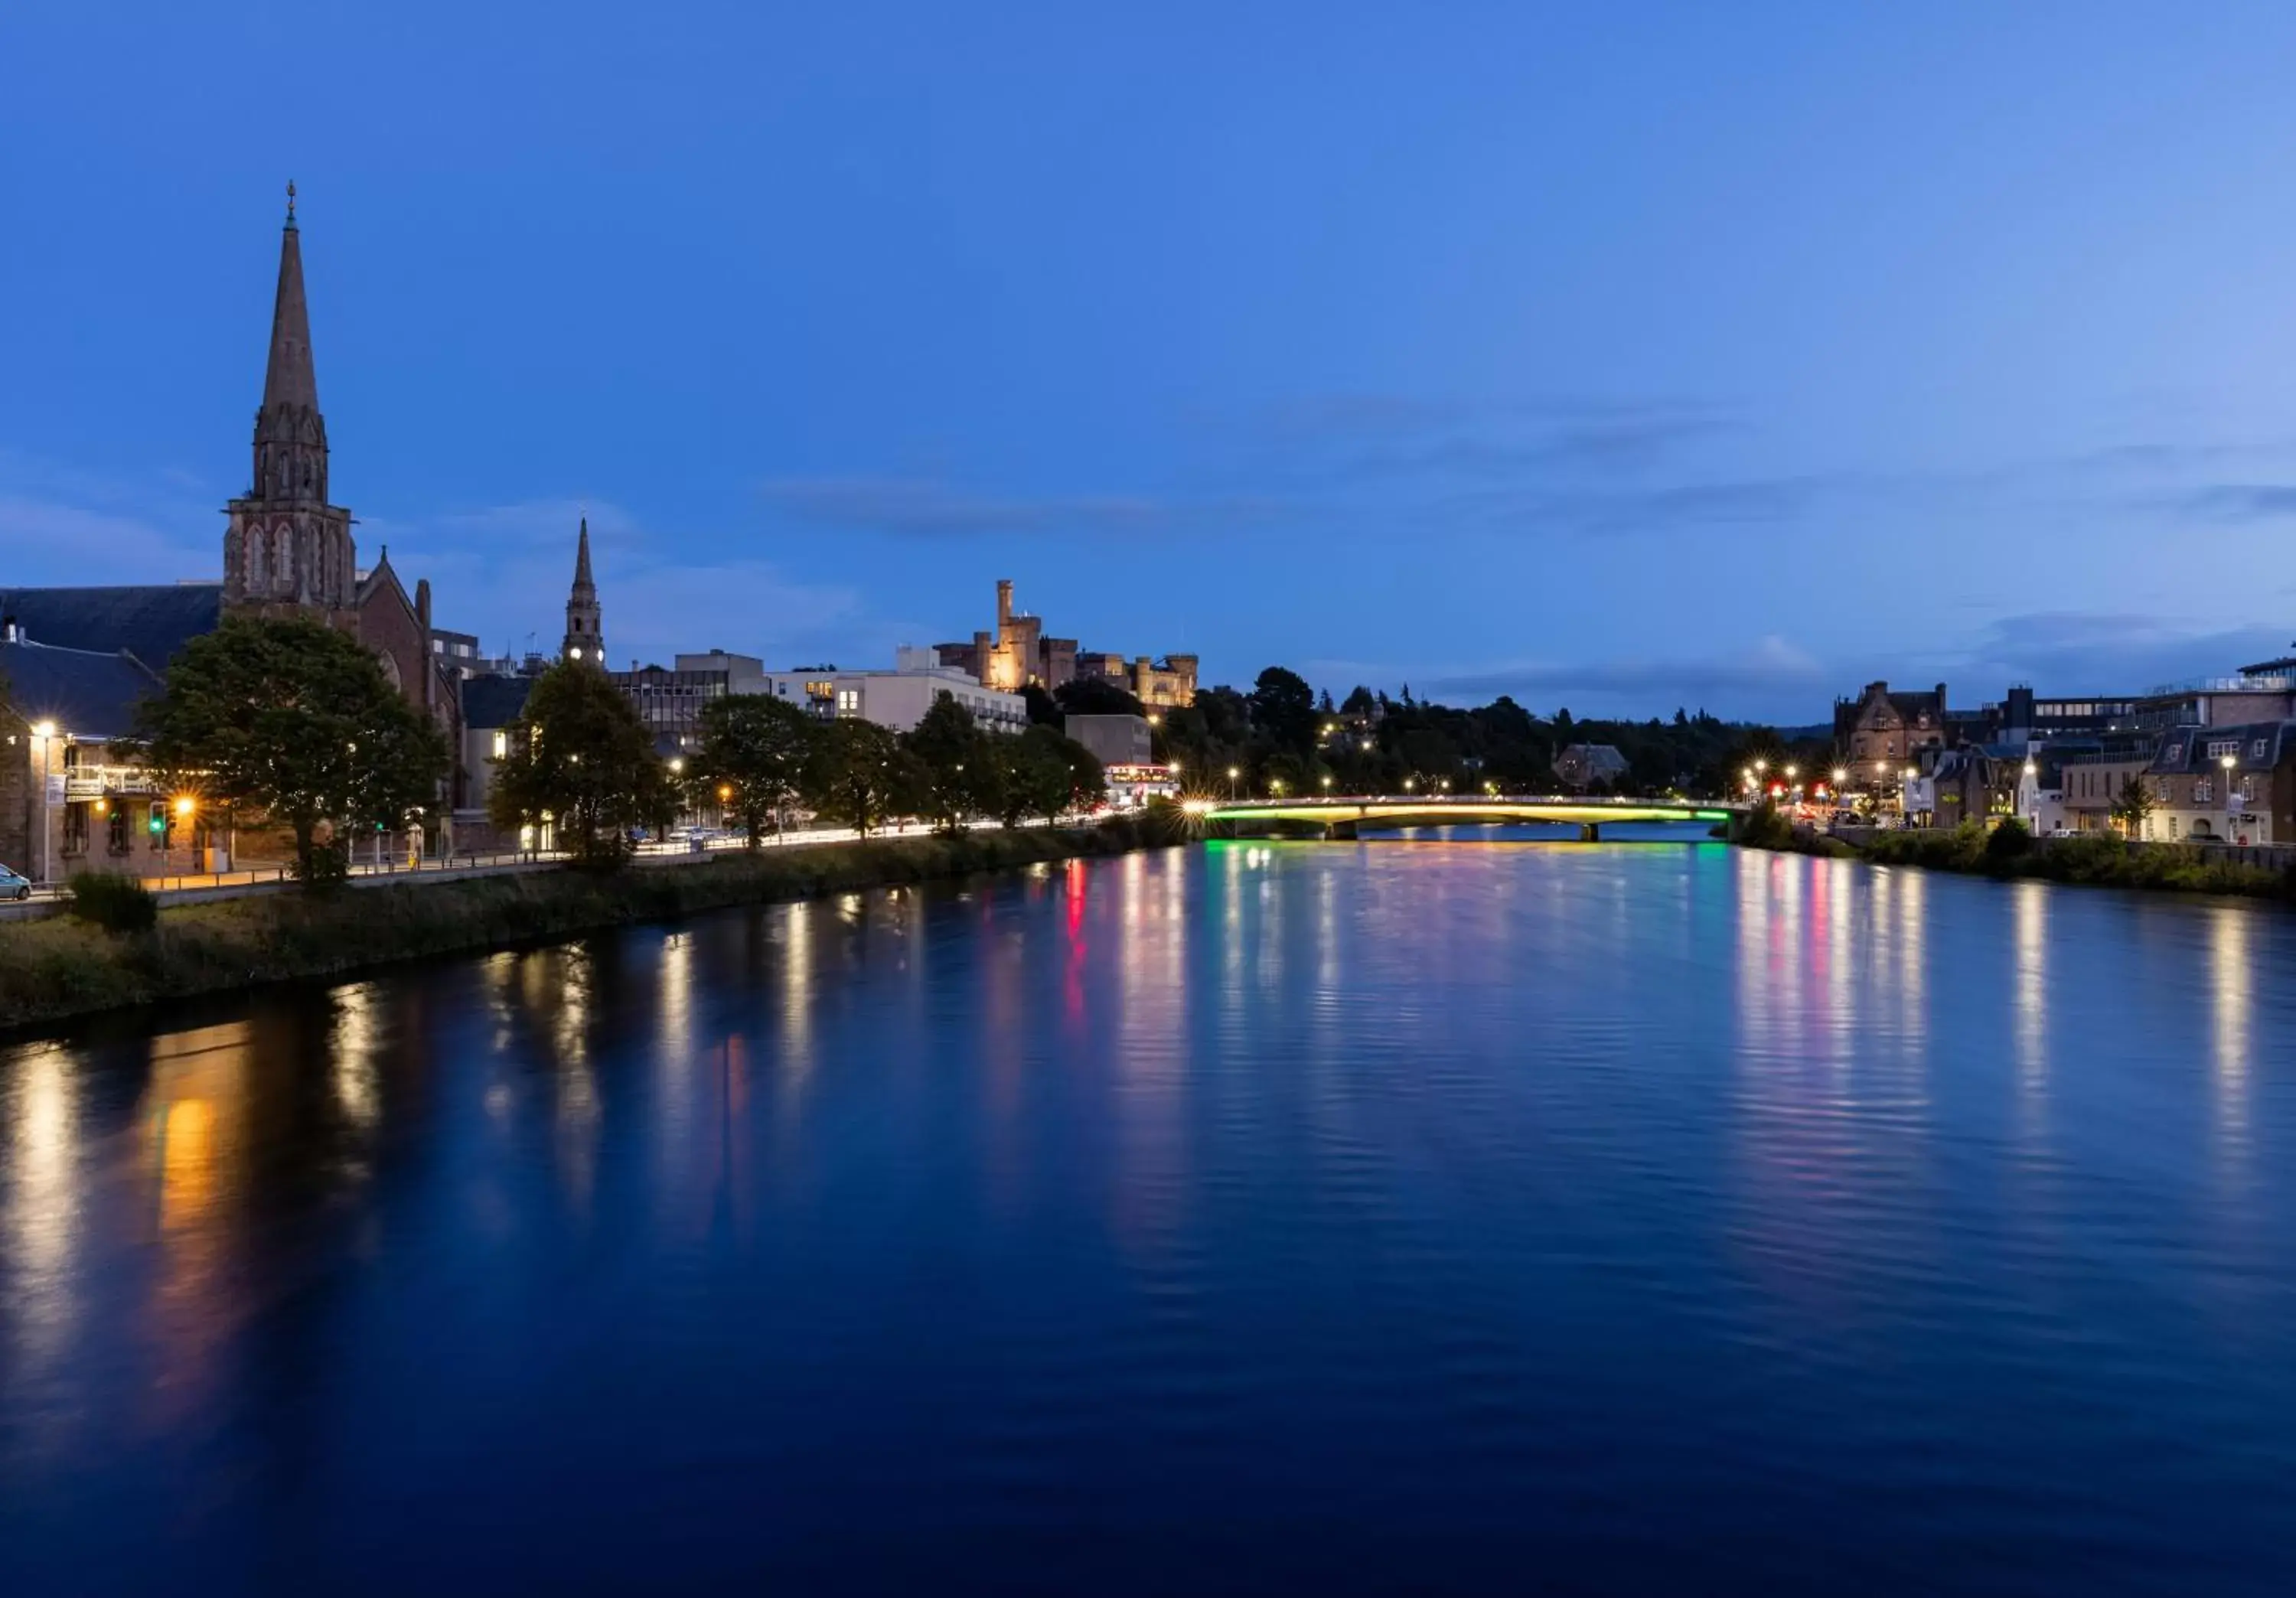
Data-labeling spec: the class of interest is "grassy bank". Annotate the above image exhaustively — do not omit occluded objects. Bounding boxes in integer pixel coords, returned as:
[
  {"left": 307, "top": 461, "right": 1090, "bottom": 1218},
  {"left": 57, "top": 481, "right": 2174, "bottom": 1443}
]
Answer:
[
  {"left": 0, "top": 819, "right": 1174, "bottom": 1032},
  {"left": 1743, "top": 814, "right": 2296, "bottom": 901}
]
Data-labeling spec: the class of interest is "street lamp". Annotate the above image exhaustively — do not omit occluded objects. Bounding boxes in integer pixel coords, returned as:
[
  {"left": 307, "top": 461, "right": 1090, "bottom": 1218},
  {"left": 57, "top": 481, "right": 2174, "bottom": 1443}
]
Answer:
[
  {"left": 1321, "top": 774, "right": 1333, "bottom": 791},
  {"left": 28, "top": 722, "right": 59, "bottom": 885},
  {"left": 1227, "top": 765, "right": 1240, "bottom": 799},
  {"left": 1403, "top": 776, "right": 1416, "bottom": 792}
]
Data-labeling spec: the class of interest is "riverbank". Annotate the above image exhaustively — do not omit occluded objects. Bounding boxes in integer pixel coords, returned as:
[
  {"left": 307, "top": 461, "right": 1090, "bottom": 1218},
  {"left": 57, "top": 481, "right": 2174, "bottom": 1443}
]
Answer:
[
  {"left": 0, "top": 818, "right": 1176, "bottom": 1032},
  {"left": 1743, "top": 816, "right": 2296, "bottom": 901}
]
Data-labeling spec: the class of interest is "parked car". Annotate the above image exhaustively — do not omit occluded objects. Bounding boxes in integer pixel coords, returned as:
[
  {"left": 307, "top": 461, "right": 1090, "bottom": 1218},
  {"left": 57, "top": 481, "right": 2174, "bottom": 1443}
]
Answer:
[{"left": 0, "top": 864, "right": 32, "bottom": 901}]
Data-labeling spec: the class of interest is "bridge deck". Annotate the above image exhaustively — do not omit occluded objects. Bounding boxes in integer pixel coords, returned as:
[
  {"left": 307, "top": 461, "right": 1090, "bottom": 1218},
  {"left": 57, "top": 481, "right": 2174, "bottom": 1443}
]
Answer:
[{"left": 1195, "top": 797, "right": 1737, "bottom": 828}]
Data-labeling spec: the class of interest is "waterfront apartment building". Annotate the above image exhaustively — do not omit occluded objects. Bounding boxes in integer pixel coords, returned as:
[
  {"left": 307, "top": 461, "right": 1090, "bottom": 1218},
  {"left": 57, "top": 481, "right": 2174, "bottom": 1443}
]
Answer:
[
  {"left": 2141, "top": 720, "right": 2296, "bottom": 845},
  {"left": 761, "top": 649, "right": 1029, "bottom": 735}
]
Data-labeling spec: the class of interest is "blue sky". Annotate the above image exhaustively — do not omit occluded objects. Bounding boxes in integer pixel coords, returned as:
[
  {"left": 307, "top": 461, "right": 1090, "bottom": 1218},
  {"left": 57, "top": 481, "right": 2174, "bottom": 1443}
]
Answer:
[{"left": 8, "top": 3, "right": 2296, "bottom": 720}]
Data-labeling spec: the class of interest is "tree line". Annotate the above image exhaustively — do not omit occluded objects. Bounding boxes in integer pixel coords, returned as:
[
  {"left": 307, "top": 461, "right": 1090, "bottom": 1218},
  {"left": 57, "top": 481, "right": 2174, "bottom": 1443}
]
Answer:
[
  {"left": 130, "top": 616, "right": 1111, "bottom": 888},
  {"left": 487, "top": 663, "right": 1110, "bottom": 867}
]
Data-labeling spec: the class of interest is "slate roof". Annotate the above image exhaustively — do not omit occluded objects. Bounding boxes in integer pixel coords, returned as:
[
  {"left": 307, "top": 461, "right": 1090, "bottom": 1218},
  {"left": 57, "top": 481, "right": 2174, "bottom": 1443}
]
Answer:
[
  {"left": 2148, "top": 719, "right": 2296, "bottom": 775},
  {"left": 461, "top": 673, "right": 535, "bottom": 729},
  {"left": 0, "top": 639, "right": 164, "bottom": 738},
  {"left": 0, "top": 585, "right": 223, "bottom": 673},
  {"left": 1558, "top": 742, "right": 1630, "bottom": 775}
]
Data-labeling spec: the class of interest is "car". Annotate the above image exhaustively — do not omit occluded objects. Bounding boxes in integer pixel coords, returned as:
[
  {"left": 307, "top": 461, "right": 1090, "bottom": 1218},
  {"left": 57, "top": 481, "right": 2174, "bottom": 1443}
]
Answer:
[{"left": 0, "top": 865, "right": 31, "bottom": 902}]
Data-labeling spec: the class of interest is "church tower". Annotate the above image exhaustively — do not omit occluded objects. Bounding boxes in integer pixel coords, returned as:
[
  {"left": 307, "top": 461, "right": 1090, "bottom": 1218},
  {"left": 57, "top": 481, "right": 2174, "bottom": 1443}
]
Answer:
[
  {"left": 223, "top": 183, "right": 357, "bottom": 615},
  {"left": 562, "top": 517, "right": 604, "bottom": 664}
]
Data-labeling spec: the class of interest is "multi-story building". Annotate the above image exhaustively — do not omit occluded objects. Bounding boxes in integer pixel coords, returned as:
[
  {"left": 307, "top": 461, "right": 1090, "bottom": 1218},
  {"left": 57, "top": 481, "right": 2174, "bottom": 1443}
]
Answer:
[
  {"left": 2141, "top": 721, "right": 2296, "bottom": 844},
  {"left": 1834, "top": 681, "right": 1949, "bottom": 792},
  {"left": 0, "top": 625, "right": 185, "bottom": 882},
  {"left": 761, "top": 649, "right": 1029, "bottom": 735},
  {"left": 1063, "top": 713, "right": 1153, "bottom": 768}
]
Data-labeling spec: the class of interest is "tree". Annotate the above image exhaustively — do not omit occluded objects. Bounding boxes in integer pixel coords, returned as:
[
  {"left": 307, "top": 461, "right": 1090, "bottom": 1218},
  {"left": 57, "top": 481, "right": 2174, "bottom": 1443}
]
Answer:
[
  {"left": 136, "top": 614, "right": 448, "bottom": 888},
  {"left": 1248, "top": 666, "right": 1318, "bottom": 752},
  {"left": 489, "top": 661, "right": 670, "bottom": 870},
  {"left": 1020, "top": 683, "right": 1062, "bottom": 726},
  {"left": 805, "top": 719, "right": 915, "bottom": 837},
  {"left": 2110, "top": 775, "right": 2156, "bottom": 839},
  {"left": 1341, "top": 685, "right": 1378, "bottom": 717},
  {"left": 691, "top": 693, "right": 818, "bottom": 847},
  {"left": 1052, "top": 676, "right": 1146, "bottom": 719},
  {"left": 905, "top": 692, "right": 993, "bottom": 833},
  {"left": 1016, "top": 724, "right": 1106, "bottom": 823}
]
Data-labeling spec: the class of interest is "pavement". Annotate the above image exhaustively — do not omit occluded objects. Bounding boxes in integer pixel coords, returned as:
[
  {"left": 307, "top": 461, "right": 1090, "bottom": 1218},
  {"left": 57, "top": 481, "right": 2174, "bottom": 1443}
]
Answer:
[{"left": 0, "top": 820, "right": 984, "bottom": 923}]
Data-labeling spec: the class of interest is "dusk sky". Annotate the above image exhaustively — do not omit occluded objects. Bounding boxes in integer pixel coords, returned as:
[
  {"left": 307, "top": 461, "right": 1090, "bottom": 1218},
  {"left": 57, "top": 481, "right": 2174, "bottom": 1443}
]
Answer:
[{"left": 10, "top": 3, "right": 2296, "bottom": 719}]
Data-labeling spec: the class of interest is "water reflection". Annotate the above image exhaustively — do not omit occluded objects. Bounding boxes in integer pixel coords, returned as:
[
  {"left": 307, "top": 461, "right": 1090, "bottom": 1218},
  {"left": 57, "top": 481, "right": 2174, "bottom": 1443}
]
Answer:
[{"left": 3, "top": 848, "right": 2294, "bottom": 1593}]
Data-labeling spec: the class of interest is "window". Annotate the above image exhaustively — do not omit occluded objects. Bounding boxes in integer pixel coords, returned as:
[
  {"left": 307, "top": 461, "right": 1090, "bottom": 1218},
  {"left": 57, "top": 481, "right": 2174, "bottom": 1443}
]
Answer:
[
  {"left": 2207, "top": 739, "right": 2240, "bottom": 759},
  {"left": 491, "top": 730, "right": 508, "bottom": 759},
  {"left": 2255, "top": 739, "right": 2270, "bottom": 761},
  {"left": 2195, "top": 780, "right": 2213, "bottom": 804}
]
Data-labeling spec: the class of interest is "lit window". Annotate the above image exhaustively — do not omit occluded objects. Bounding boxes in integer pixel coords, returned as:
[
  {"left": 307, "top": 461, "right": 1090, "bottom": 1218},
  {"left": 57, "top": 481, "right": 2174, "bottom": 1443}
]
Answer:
[{"left": 491, "top": 731, "right": 508, "bottom": 759}]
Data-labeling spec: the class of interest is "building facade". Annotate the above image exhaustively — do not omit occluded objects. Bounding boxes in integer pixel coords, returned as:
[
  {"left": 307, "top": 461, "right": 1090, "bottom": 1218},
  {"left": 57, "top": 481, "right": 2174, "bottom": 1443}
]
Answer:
[
  {"left": 1835, "top": 681, "right": 1949, "bottom": 791},
  {"left": 3, "top": 190, "right": 467, "bottom": 872},
  {"left": 1063, "top": 713, "right": 1153, "bottom": 768},
  {"left": 762, "top": 651, "right": 1029, "bottom": 735},
  {"left": 2141, "top": 721, "right": 2296, "bottom": 845},
  {"left": 935, "top": 579, "right": 1195, "bottom": 706}
]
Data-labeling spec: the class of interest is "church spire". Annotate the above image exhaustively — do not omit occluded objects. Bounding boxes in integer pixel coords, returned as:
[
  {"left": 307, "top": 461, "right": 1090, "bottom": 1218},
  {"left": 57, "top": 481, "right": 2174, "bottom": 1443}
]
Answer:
[
  {"left": 250, "top": 181, "right": 327, "bottom": 504},
  {"left": 563, "top": 517, "right": 604, "bottom": 665},
  {"left": 226, "top": 184, "right": 354, "bottom": 614}
]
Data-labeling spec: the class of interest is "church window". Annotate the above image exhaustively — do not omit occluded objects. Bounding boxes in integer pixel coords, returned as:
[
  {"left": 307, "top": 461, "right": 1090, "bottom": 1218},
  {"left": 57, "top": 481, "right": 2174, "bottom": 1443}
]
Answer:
[{"left": 248, "top": 531, "right": 267, "bottom": 589}]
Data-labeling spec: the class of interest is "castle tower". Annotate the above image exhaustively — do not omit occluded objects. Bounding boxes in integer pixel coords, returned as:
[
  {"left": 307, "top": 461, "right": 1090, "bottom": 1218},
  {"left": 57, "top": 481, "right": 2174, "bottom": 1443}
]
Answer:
[
  {"left": 562, "top": 517, "right": 604, "bottom": 664},
  {"left": 223, "top": 182, "right": 357, "bottom": 614}
]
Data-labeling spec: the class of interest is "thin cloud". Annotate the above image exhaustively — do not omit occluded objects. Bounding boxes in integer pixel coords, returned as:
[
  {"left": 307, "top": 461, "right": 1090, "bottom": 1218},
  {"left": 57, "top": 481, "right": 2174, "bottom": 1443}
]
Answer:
[{"left": 1420, "top": 635, "right": 1825, "bottom": 706}]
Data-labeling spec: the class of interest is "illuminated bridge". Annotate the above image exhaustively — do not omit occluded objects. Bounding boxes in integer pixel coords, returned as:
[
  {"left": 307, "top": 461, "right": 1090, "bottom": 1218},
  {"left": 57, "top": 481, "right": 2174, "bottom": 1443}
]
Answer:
[{"left": 1190, "top": 795, "right": 1747, "bottom": 841}]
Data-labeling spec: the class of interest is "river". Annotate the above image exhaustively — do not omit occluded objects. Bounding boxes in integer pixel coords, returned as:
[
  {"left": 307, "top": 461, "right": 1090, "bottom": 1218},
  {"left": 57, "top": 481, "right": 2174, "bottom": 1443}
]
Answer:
[{"left": 3, "top": 837, "right": 2294, "bottom": 1594}]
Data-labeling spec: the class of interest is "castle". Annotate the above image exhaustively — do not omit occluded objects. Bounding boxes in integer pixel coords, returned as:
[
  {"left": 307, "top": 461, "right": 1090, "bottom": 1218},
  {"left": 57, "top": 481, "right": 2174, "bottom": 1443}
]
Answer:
[{"left": 934, "top": 579, "right": 1196, "bottom": 707}]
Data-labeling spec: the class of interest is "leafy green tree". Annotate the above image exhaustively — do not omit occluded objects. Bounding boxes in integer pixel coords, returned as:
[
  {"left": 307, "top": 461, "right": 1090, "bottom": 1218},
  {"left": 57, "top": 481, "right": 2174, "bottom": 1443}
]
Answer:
[
  {"left": 692, "top": 693, "right": 818, "bottom": 847},
  {"left": 993, "top": 725, "right": 1107, "bottom": 825},
  {"left": 136, "top": 614, "right": 448, "bottom": 888},
  {"left": 804, "top": 719, "right": 916, "bottom": 836},
  {"left": 489, "top": 661, "right": 670, "bottom": 869},
  {"left": 1052, "top": 677, "right": 1146, "bottom": 719},
  {"left": 1341, "top": 685, "right": 1378, "bottom": 716},
  {"left": 1248, "top": 666, "right": 1318, "bottom": 752},
  {"left": 2110, "top": 775, "right": 2157, "bottom": 839},
  {"left": 905, "top": 692, "right": 993, "bottom": 833}
]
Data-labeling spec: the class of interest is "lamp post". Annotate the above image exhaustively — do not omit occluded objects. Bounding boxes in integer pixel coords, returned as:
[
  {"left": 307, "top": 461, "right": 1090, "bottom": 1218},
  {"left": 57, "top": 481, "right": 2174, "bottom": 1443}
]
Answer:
[
  {"left": 1227, "top": 765, "right": 1240, "bottom": 800},
  {"left": 29, "top": 721, "right": 57, "bottom": 885},
  {"left": 2223, "top": 752, "right": 2239, "bottom": 838}
]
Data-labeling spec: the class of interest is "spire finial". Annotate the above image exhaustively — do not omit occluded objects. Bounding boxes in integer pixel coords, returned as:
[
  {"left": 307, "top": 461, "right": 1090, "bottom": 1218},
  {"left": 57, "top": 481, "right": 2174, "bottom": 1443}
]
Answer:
[{"left": 285, "top": 179, "right": 298, "bottom": 228}]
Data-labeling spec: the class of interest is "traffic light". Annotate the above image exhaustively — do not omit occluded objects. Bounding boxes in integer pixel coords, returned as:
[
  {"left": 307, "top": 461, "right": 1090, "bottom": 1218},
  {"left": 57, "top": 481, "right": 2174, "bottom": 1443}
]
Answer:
[{"left": 147, "top": 803, "right": 165, "bottom": 837}]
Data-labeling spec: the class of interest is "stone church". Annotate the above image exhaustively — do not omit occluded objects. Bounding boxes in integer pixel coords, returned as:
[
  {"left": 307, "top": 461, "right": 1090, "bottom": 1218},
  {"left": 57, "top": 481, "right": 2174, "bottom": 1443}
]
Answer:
[{"left": 1, "top": 188, "right": 467, "bottom": 865}]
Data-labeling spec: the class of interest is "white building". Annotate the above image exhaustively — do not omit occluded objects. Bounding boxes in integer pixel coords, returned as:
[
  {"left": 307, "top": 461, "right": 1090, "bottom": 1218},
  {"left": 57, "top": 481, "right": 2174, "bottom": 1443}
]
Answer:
[{"left": 759, "top": 647, "right": 1029, "bottom": 735}]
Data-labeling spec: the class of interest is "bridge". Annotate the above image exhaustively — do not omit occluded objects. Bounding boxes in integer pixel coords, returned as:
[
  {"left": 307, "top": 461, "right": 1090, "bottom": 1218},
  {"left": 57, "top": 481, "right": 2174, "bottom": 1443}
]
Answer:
[{"left": 1186, "top": 794, "right": 1746, "bottom": 841}]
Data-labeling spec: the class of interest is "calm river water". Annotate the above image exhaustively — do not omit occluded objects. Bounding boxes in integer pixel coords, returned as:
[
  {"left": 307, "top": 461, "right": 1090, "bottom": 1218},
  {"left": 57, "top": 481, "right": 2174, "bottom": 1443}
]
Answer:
[{"left": 4, "top": 837, "right": 2295, "bottom": 1593}]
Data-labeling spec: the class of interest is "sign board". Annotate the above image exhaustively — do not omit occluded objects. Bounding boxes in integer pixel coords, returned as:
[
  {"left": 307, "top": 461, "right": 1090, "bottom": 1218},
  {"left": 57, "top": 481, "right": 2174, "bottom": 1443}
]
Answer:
[{"left": 44, "top": 774, "right": 66, "bottom": 806}]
